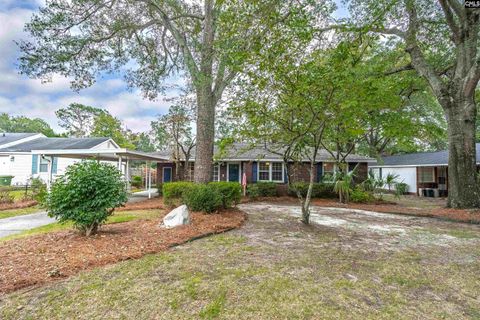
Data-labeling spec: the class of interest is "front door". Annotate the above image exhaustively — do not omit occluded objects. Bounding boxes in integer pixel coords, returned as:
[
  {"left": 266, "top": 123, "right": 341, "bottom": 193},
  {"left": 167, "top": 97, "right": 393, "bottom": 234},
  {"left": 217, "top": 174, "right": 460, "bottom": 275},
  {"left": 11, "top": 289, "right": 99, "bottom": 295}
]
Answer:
[
  {"left": 228, "top": 164, "right": 240, "bottom": 182},
  {"left": 163, "top": 167, "right": 172, "bottom": 183}
]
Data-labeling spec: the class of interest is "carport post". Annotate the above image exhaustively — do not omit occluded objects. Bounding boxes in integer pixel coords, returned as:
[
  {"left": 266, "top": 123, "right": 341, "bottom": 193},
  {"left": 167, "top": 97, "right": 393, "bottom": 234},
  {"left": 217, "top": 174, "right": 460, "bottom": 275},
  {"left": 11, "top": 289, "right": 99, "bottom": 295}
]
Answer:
[
  {"left": 126, "top": 158, "right": 130, "bottom": 192},
  {"left": 117, "top": 156, "right": 122, "bottom": 171},
  {"left": 46, "top": 155, "right": 52, "bottom": 191},
  {"left": 147, "top": 161, "right": 152, "bottom": 199}
]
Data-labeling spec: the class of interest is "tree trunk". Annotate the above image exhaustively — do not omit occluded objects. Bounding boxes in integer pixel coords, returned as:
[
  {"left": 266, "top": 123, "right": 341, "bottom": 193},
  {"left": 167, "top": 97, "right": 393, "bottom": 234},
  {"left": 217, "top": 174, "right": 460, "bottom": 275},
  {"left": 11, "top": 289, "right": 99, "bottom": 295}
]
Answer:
[
  {"left": 85, "top": 222, "right": 98, "bottom": 236},
  {"left": 194, "top": 91, "right": 215, "bottom": 183},
  {"left": 193, "top": 0, "right": 215, "bottom": 183},
  {"left": 301, "top": 160, "right": 316, "bottom": 224},
  {"left": 445, "top": 99, "right": 480, "bottom": 208}
]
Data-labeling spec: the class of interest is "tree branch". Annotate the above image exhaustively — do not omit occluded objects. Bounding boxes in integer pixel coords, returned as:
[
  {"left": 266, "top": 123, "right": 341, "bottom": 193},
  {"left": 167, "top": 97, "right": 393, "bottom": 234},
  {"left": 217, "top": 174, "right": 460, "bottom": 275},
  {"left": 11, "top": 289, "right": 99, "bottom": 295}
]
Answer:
[{"left": 438, "top": 0, "right": 461, "bottom": 43}]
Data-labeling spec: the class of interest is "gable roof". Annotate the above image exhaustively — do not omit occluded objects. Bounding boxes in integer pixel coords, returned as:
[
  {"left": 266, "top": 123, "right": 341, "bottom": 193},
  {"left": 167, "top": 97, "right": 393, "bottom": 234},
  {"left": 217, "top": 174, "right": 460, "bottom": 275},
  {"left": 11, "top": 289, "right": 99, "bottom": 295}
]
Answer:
[
  {"left": 0, "top": 137, "right": 111, "bottom": 153},
  {"left": 372, "top": 143, "right": 480, "bottom": 167},
  {"left": 154, "top": 143, "right": 375, "bottom": 163},
  {"left": 0, "top": 133, "right": 42, "bottom": 147}
]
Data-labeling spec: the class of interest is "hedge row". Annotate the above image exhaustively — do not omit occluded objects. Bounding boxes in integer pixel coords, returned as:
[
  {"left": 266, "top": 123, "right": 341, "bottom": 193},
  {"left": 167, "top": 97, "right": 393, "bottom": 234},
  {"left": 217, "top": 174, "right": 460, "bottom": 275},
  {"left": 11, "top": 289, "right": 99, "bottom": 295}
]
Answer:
[{"left": 163, "top": 181, "right": 241, "bottom": 213}]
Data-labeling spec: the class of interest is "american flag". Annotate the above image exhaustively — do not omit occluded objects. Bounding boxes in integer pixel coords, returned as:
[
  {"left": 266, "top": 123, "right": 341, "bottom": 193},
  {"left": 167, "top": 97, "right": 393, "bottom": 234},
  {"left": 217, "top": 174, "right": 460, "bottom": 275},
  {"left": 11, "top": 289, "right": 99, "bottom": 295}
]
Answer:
[{"left": 242, "top": 172, "right": 247, "bottom": 196}]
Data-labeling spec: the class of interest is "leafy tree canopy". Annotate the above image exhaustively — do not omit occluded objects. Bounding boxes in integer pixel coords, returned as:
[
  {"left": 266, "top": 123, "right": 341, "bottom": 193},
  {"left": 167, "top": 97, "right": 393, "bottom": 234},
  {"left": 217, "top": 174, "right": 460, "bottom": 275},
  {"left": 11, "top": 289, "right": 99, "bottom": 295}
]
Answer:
[
  {"left": 0, "top": 113, "right": 56, "bottom": 137},
  {"left": 55, "top": 103, "right": 105, "bottom": 137}
]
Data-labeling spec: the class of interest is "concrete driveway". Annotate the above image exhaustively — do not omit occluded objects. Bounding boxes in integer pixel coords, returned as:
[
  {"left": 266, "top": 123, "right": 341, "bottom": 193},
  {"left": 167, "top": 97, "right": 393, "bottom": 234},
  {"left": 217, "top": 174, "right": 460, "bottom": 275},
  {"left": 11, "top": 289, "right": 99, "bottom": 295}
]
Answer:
[{"left": 0, "top": 212, "right": 56, "bottom": 238}]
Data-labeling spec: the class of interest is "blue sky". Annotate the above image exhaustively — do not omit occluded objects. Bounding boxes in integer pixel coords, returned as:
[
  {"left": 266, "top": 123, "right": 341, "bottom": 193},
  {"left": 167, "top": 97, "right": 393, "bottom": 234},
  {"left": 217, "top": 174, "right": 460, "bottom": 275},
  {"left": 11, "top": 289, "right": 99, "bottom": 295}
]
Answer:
[
  {"left": 0, "top": 0, "right": 347, "bottom": 133},
  {"left": 0, "top": 0, "right": 178, "bottom": 133}
]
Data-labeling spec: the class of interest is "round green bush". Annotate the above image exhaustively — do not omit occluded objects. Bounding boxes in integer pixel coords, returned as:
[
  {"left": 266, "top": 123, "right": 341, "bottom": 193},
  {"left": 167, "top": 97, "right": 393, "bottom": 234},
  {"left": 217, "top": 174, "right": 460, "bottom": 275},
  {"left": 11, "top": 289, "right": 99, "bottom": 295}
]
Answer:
[
  {"left": 208, "top": 181, "right": 242, "bottom": 208},
  {"left": 131, "top": 175, "right": 143, "bottom": 188},
  {"left": 163, "top": 181, "right": 195, "bottom": 207},
  {"left": 183, "top": 184, "right": 222, "bottom": 213},
  {"left": 350, "top": 187, "right": 375, "bottom": 203},
  {"left": 46, "top": 161, "right": 128, "bottom": 236}
]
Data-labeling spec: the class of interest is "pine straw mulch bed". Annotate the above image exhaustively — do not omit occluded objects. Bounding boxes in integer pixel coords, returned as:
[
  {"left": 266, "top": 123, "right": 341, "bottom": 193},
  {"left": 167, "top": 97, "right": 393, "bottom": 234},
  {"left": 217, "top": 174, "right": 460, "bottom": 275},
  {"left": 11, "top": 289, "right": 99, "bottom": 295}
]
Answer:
[
  {"left": 116, "top": 197, "right": 164, "bottom": 211},
  {"left": 0, "top": 200, "right": 37, "bottom": 211},
  {"left": 242, "top": 196, "right": 480, "bottom": 224},
  {"left": 0, "top": 208, "right": 247, "bottom": 295}
]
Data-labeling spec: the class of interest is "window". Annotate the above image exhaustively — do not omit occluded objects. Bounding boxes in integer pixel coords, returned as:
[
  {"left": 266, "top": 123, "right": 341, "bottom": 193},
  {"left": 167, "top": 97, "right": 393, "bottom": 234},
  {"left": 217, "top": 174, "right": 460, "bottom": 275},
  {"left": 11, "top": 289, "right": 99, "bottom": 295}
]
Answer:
[
  {"left": 258, "top": 162, "right": 270, "bottom": 181},
  {"left": 323, "top": 162, "right": 335, "bottom": 174},
  {"left": 418, "top": 167, "right": 435, "bottom": 183},
  {"left": 258, "top": 162, "right": 283, "bottom": 182},
  {"left": 39, "top": 157, "right": 49, "bottom": 173},
  {"left": 271, "top": 162, "right": 283, "bottom": 181},
  {"left": 212, "top": 164, "right": 220, "bottom": 182}
]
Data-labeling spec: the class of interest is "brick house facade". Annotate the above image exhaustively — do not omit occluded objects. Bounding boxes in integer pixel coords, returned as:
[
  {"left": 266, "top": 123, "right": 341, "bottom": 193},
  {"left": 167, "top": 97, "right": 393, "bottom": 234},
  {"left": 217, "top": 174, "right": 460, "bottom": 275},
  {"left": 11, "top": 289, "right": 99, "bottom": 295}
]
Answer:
[{"left": 155, "top": 144, "right": 375, "bottom": 195}]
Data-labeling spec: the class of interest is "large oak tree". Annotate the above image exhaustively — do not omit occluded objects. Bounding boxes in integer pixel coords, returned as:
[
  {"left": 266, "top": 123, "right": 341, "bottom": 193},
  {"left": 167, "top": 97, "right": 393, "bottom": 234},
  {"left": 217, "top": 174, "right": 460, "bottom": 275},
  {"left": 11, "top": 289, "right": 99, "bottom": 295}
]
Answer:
[
  {"left": 18, "top": 0, "right": 325, "bottom": 182},
  {"left": 345, "top": 0, "right": 480, "bottom": 208}
]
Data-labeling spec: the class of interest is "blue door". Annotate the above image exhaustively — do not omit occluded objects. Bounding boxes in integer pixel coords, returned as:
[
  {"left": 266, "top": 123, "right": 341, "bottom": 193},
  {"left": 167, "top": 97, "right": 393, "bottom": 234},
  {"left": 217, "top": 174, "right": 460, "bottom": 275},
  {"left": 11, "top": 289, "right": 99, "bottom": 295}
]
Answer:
[
  {"left": 228, "top": 164, "right": 240, "bottom": 182},
  {"left": 163, "top": 167, "right": 172, "bottom": 183}
]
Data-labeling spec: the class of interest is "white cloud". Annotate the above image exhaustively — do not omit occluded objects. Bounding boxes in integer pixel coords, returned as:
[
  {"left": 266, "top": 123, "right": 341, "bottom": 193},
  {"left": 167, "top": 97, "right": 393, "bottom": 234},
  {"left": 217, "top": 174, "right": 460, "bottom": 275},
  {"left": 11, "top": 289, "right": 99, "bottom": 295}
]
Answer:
[{"left": 0, "top": 2, "right": 184, "bottom": 135}]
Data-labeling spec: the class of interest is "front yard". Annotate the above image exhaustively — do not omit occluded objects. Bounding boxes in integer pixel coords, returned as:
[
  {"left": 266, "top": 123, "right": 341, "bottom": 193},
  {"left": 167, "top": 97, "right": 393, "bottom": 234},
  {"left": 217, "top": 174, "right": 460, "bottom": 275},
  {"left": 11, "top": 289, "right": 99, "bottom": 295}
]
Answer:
[{"left": 1, "top": 201, "right": 479, "bottom": 319}]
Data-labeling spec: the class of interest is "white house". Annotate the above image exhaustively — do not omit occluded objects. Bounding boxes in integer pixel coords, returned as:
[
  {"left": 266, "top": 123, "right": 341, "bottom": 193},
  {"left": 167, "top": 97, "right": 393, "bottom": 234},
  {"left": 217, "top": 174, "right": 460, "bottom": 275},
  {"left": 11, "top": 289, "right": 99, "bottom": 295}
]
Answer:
[
  {"left": 0, "top": 132, "right": 119, "bottom": 185},
  {"left": 368, "top": 145, "right": 474, "bottom": 197}
]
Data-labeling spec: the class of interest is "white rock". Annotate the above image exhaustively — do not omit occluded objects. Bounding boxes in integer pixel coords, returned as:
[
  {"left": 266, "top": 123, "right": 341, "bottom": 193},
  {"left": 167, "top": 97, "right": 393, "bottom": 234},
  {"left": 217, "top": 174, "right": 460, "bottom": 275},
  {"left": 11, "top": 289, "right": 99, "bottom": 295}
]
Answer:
[{"left": 162, "top": 205, "right": 190, "bottom": 228}]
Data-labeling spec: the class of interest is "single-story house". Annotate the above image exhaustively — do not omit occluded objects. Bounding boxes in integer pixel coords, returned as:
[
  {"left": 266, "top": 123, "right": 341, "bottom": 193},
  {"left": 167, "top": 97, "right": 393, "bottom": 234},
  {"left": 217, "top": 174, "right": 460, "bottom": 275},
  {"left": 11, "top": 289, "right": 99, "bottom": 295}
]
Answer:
[
  {"left": 154, "top": 143, "right": 376, "bottom": 192},
  {"left": 0, "top": 132, "right": 119, "bottom": 185},
  {"left": 369, "top": 145, "right": 478, "bottom": 197}
]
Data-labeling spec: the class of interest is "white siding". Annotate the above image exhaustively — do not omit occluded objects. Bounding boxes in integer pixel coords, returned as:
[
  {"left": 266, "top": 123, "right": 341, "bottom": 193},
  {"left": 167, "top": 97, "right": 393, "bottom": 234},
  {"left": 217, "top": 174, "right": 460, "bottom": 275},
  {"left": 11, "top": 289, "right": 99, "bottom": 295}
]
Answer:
[
  {"left": 7, "top": 154, "right": 34, "bottom": 185},
  {"left": 4, "top": 154, "right": 80, "bottom": 185},
  {"left": 372, "top": 167, "right": 417, "bottom": 193}
]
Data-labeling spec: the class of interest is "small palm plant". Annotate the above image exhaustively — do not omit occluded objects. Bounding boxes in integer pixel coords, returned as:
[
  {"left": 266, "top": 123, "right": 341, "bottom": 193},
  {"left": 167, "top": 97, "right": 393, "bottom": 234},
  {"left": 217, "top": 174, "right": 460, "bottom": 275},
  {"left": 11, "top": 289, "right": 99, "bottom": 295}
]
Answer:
[
  {"left": 385, "top": 173, "right": 400, "bottom": 191},
  {"left": 333, "top": 170, "right": 355, "bottom": 204}
]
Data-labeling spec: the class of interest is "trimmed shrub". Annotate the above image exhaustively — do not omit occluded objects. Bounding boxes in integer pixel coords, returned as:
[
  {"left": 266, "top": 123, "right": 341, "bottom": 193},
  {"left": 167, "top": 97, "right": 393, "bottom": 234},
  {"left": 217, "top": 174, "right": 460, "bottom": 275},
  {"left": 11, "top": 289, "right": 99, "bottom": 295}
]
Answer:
[
  {"left": 288, "top": 182, "right": 337, "bottom": 199},
  {"left": 255, "top": 182, "right": 278, "bottom": 197},
  {"left": 209, "top": 181, "right": 242, "bottom": 208},
  {"left": 157, "top": 182, "right": 163, "bottom": 196},
  {"left": 350, "top": 187, "right": 375, "bottom": 203},
  {"left": 183, "top": 184, "right": 222, "bottom": 213},
  {"left": 163, "top": 181, "right": 195, "bottom": 207},
  {"left": 246, "top": 184, "right": 261, "bottom": 199},
  {"left": 46, "top": 161, "right": 128, "bottom": 236}
]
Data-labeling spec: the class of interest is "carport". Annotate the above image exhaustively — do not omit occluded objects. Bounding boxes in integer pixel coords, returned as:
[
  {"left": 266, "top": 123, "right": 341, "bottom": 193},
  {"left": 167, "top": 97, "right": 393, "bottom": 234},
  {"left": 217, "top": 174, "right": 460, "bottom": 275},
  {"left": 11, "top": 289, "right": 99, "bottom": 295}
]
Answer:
[{"left": 31, "top": 148, "right": 169, "bottom": 198}]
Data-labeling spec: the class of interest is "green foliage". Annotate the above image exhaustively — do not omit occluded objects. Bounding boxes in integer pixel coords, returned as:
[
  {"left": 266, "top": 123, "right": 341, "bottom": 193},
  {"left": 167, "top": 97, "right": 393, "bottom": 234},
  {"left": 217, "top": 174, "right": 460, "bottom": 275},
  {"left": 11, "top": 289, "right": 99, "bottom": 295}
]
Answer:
[
  {"left": 361, "top": 171, "right": 384, "bottom": 194},
  {"left": 46, "top": 161, "right": 128, "bottom": 236},
  {"left": 157, "top": 183, "right": 163, "bottom": 196},
  {"left": 246, "top": 184, "right": 261, "bottom": 199},
  {"left": 183, "top": 185, "right": 222, "bottom": 214},
  {"left": 247, "top": 182, "right": 285, "bottom": 198},
  {"left": 288, "top": 182, "right": 337, "bottom": 199},
  {"left": 30, "top": 177, "right": 47, "bottom": 204},
  {"left": 55, "top": 103, "right": 105, "bottom": 137},
  {"left": 350, "top": 187, "right": 375, "bottom": 203},
  {"left": 162, "top": 182, "right": 195, "bottom": 207},
  {"left": 0, "top": 191, "right": 14, "bottom": 204},
  {"left": 208, "top": 182, "right": 242, "bottom": 208},
  {"left": 394, "top": 183, "right": 409, "bottom": 199},
  {"left": 151, "top": 104, "right": 195, "bottom": 153},
  {"left": 131, "top": 175, "right": 143, "bottom": 188},
  {"left": 385, "top": 173, "right": 400, "bottom": 191},
  {"left": 0, "top": 113, "right": 56, "bottom": 137},
  {"left": 333, "top": 170, "right": 356, "bottom": 204},
  {"left": 91, "top": 112, "right": 135, "bottom": 149}
]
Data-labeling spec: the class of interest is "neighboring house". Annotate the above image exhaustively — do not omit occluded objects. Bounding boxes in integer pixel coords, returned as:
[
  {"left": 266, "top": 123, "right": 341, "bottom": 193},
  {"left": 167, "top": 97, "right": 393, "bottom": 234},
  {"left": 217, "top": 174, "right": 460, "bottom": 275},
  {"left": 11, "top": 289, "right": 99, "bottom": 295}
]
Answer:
[
  {"left": 0, "top": 132, "right": 119, "bottom": 185},
  {"left": 369, "top": 145, "right": 476, "bottom": 197},
  {"left": 155, "top": 143, "right": 375, "bottom": 192}
]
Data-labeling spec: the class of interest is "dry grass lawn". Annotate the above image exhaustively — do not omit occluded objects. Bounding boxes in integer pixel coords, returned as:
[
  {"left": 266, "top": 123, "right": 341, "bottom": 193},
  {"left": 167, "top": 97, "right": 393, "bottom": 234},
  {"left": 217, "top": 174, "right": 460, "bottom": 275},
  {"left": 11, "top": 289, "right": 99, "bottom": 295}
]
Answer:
[{"left": 1, "top": 202, "right": 479, "bottom": 319}]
